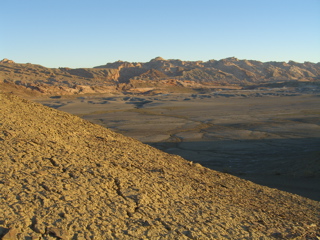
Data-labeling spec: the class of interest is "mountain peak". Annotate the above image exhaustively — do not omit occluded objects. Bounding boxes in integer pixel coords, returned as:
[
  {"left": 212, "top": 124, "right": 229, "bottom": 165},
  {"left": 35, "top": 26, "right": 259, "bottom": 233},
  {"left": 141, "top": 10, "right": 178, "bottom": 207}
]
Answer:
[
  {"left": 0, "top": 58, "right": 15, "bottom": 64},
  {"left": 224, "top": 57, "right": 239, "bottom": 62},
  {"left": 150, "top": 56, "right": 166, "bottom": 62}
]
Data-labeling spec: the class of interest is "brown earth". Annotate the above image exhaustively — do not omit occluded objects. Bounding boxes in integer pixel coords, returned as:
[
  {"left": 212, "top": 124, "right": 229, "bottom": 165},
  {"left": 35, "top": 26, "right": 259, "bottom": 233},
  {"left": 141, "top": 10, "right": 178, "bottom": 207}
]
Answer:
[
  {"left": 37, "top": 92, "right": 320, "bottom": 202},
  {"left": 1, "top": 93, "right": 320, "bottom": 239}
]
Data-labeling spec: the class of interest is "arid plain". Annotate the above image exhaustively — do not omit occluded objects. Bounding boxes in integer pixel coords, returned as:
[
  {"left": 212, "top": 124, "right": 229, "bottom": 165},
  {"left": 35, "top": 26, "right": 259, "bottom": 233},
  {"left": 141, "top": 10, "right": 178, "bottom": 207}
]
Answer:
[{"left": 37, "top": 90, "right": 320, "bottom": 201}]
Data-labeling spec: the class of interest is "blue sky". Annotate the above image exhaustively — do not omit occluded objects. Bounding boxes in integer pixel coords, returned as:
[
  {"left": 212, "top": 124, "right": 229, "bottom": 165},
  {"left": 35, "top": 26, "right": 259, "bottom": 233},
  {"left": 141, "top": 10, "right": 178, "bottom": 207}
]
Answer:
[{"left": 1, "top": 0, "right": 320, "bottom": 68}]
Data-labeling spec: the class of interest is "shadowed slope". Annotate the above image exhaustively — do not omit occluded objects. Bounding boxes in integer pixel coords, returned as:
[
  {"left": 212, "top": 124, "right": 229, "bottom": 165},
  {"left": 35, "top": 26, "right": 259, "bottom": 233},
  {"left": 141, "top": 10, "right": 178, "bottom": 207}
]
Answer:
[{"left": 0, "top": 93, "right": 319, "bottom": 239}]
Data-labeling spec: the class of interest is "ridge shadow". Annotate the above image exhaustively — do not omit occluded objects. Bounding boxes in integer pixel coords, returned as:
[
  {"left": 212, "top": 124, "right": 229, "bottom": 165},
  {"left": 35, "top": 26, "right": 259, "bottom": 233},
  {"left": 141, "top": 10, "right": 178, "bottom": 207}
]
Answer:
[{"left": 147, "top": 137, "right": 320, "bottom": 201}]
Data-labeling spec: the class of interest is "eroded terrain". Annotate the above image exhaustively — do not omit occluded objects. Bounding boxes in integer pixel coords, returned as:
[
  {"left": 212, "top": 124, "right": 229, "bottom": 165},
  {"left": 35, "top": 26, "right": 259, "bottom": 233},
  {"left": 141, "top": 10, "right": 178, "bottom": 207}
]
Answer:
[
  {"left": 1, "top": 93, "right": 320, "bottom": 239},
  {"left": 37, "top": 90, "right": 320, "bottom": 201}
]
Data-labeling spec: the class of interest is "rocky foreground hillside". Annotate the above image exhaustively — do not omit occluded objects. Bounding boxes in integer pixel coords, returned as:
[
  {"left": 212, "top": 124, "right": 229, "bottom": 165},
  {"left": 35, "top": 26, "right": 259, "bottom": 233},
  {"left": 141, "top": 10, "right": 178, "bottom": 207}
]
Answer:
[
  {"left": 1, "top": 57, "right": 319, "bottom": 96},
  {"left": 0, "top": 93, "right": 319, "bottom": 239}
]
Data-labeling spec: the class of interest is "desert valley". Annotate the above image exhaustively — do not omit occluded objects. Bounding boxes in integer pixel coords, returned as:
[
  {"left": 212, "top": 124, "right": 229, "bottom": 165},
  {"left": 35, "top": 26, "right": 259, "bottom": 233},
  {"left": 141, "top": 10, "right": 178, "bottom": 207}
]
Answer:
[{"left": 0, "top": 57, "right": 320, "bottom": 239}]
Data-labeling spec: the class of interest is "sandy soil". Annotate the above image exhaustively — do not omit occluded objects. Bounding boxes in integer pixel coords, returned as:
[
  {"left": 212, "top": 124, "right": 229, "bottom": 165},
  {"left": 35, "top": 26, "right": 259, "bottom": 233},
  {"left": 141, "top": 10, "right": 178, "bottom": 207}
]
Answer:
[
  {"left": 37, "top": 91, "right": 320, "bottom": 201},
  {"left": 1, "top": 93, "right": 320, "bottom": 239}
]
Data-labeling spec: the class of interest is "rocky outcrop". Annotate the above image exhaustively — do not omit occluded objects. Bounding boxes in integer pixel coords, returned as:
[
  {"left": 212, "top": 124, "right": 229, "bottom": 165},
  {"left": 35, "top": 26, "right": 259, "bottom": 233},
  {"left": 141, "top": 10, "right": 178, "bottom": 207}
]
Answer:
[
  {"left": 95, "top": 57, "right": 320, "bottom": 84},
  {"left": 0, "top": 62, "right": 122, "bottom": 96},
  {"left": 0, "top": 58, "right": 15, "bottom": 64},
  {"left": 136, "top": 69, "right": 168, "bottom": 80},
  {"left": 95, "top": 60, "right": 142, "bottom": 70}
]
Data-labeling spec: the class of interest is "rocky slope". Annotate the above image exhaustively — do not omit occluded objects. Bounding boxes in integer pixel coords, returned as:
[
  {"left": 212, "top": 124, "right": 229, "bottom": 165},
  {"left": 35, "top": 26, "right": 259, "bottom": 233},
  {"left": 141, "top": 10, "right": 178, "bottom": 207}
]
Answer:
[
  {"left": 1, "top": 57, "right": 319, "bottom": 96},
  {"left": 95, "top": 56, "right": 320, "bottom": 84},
  {"left": 0, "top": 93, "right": 320, "bottom": 239},
  {"left": 0, "top": 59, "right": 121, "bottom": 96}
]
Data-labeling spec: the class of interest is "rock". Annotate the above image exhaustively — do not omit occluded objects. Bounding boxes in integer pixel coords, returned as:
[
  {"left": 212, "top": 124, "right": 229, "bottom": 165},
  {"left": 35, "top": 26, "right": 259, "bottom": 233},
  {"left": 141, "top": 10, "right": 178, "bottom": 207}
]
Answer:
[
  {"left": 150, "top": 56, "right": 166, "bottom": 61},
  {"left": 31, "top": 217, "right": 46, "bottom": 234},
  {"left": 1, "top": 227, "right": 19, "bottom": 240},
  {"left": 1, "top": 57, "right": 319, "bottom": 97},
  {"left": 46, "top": 227, "right": 71, "bottom": 240},
  {"left": 0, "top": 58, "right": 15, "bottom": 64}
]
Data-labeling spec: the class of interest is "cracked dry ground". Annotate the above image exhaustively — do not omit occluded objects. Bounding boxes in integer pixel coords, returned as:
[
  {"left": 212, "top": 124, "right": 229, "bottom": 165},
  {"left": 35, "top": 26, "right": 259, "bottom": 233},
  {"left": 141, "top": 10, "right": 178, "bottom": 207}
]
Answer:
[{"left": 0, "top": 93, "right": 319, "bottom": 239}]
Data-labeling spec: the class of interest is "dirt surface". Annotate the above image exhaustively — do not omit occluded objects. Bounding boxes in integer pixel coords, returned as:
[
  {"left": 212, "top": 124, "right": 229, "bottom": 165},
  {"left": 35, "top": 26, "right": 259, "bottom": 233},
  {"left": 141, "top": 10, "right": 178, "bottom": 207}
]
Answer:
[
  {"left": 1, "top": 93, "right": 320, "bottom": 239},
  {"left": 37, "top": 91, "right": 320, "bottom": 202}
]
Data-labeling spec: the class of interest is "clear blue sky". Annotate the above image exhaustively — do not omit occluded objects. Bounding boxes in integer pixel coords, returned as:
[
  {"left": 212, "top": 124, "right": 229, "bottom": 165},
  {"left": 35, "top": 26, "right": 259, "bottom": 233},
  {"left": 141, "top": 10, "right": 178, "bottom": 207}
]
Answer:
[{"left": 1, "top": 0, "right": 320, "bottom": 68}]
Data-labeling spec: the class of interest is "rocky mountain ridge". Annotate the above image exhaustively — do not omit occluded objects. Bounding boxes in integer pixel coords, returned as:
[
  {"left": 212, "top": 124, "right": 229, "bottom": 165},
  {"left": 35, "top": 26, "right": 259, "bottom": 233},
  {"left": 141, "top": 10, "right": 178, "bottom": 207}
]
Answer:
[
  {"left": 1, "top": 57, "right": 319, "bottom": 96},
  {"left": 1, "top": 93, "right": 319, "bottom": 239},
  {"left": 95, "top": 56, "right": 320, "bottom": 83}
]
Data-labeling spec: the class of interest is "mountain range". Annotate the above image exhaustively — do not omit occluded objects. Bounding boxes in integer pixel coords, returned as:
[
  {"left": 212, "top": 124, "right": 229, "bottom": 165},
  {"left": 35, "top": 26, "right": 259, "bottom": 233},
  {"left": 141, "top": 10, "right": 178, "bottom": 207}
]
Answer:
[{"left": 1, "top": 57, "right": 319, "bottom": 96}]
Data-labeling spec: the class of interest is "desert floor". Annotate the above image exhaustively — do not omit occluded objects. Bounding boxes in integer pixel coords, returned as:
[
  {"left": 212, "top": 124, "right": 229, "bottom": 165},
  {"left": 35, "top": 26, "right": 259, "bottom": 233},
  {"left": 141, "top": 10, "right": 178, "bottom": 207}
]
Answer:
[{"left": 37, "top": 91, "right": 320, "bottom": 201}]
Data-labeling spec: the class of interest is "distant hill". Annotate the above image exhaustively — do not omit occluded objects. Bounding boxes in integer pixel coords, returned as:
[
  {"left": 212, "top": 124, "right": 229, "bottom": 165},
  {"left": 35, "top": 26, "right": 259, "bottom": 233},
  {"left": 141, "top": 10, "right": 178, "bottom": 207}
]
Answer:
[
  {"left": 1, "top": 57, "right": 320, "bottom": 96},
  {"left": 0, "top": 93, "right": 319, "bottom": 239},
  {"left": 95, "top": 56, "right": 320, "bottom": 83}
]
